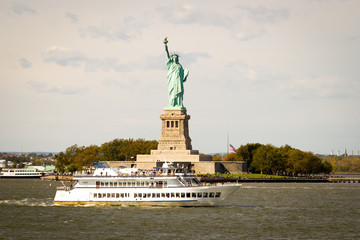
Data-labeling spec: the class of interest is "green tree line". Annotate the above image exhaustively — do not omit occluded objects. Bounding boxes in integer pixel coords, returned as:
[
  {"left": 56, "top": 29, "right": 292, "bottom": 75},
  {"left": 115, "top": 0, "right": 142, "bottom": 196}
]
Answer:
[
  {"left": 218, "top": 143, "right": 332, "bottom": 176},
  {"left": 55, "top": 138, "right": 158, "bottom": 173},
  {"left": 322, "top": 155, "right": 360, "bottom": 172}
]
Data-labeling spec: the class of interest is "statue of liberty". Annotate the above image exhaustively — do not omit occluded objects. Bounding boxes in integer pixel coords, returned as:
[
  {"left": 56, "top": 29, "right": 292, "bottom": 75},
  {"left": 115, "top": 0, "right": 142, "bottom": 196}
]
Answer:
[{"left": 163, "top": 37, "right": 189, "bottom": 110}]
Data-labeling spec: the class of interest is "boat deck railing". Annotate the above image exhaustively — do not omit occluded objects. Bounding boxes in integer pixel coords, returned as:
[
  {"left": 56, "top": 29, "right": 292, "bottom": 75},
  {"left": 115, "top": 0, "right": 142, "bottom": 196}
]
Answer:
[{"left": 73, "top": 173, "right": 196, "bottom": 178}]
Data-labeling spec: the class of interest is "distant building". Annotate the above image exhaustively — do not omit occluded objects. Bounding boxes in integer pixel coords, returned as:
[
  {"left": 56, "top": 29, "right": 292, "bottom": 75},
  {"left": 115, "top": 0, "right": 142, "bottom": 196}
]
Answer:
[{"left": 0, "top": 160, "right": 6, "bottom": 168}]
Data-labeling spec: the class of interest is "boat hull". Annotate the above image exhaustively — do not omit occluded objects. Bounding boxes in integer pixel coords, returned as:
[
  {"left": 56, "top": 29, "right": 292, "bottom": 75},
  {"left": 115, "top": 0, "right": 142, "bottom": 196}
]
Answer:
[
  {"left": 0, "top": 175, "right": 43, "bottom": 178},
  {"left": 54, "top": 185, "right": 240, "bottom": 207}
]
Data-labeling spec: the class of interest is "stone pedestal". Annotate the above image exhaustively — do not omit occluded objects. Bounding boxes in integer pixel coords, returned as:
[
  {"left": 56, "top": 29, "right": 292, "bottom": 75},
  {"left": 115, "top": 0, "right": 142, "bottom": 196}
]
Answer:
[
  {"left": 136, "top": 109, "right": 212, "bottom": 163},
  {"left": 157, "top": 110, "right": 192, "bottom": 150}
]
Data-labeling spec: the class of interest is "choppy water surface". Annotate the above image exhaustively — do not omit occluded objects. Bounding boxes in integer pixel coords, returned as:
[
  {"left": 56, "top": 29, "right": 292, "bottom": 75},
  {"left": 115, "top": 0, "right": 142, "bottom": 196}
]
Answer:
[{"left": 0, "top": 179, "right": 359, "bottom": 240}]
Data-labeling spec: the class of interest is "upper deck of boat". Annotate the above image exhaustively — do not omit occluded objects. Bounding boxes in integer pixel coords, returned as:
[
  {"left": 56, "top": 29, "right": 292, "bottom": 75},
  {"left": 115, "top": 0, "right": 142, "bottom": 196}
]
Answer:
[{"left": 73, "top": 173, "right": 196, "bottom": 179}]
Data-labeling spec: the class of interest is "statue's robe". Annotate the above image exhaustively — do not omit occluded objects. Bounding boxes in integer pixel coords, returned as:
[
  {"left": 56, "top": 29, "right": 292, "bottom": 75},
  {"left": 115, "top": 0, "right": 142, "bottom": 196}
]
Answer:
[{"left": 166, "top": 58, "right": 189, "bottom": 108}]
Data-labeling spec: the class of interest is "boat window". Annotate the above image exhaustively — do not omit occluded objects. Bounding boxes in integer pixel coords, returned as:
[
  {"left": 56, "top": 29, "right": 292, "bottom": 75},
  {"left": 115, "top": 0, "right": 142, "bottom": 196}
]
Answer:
[
  {"left": 186, "top": 193, "right": 191, "bottom": 198},
  {"left": 114, "top": 182, "right": 117, "bottom": 187},
  {"left": 143, "top": 193, "right": 147, "bottom": 198},
  {"left": 192, "top": 193, "right": 196, "bottom": 198},
  {"left": 101, "top": 182, "right": 104, "bottom": 187},
  {"left": 181, "top": 193, "right": 185, "bottom": 198},
  {"left": 132, "top": 182, "right": 135, "bottom": 187},
  {"left": 203, "top": 192, "right": 208, "bottom": 198},
  {"left": 110, "top": 182, "right": 113, "bottom": 187},
  {"left": 157, "top": 193, "right": 160, "bottom": 198},
  {"left": 147, "top": 193, "right": 151, "bottom": 198},
  {"left": 176, "top": 193, "right": 180, "bottom": 198},
  {"left": 93, "top": 193, "right": 97, "bottom": 198},
  {"left": 139, "top": 193, "right": 142, "bottom": 198},
  {"left": 209, "top": 192, "right": 215, "bottom": 198},
  {"left": 141, "top": 182, "right": 144, "bottom": 186},
  {"left": 107, "top": 193, "right": 111, "bottom": 198},
  {"left": 161, "top": 193, "right": 166, "bottom": 198},
  {"left": 111, "top": 193, "right": 115, "bottom": 198},
  {"left": 118, "top": 182, "right": 122, "bottom": 187},
  {"left": 164, "top": 181, "right": 167, "bottom": 187},
  {"left": 103, "top": 193, "right": 106, "bottom": 198},
  {"left": 136, "top": 182, "right": 140, "bottom": 187},
  {"left": 134, "top": 193, "right": 138, "bottom": 198},
  {"left": 98, "top": 194, "right": 102, "bottom": 198},
  {"left": 152, "top": 193, "right": 156, "bottom": 198},
  {"left": 197, "top": 192, "right": 202, "bottom": 198},
  {"left": 145, "top": 182, "right": 149, "bottom": 186},
  {"left": 105, "top": 182, "right": 109, "bottom": 187},
  {"left": 215, "top": 192, "right": 221, "bottom": 198},
  {"left": 121, "top": 193, "right": 124, "bottom": 198},
  {"left": 116, "top": 193, "right": 119, "bottom": 198},
  {"left": 166, "top": 193, "right": 170, "bottom": 198}
]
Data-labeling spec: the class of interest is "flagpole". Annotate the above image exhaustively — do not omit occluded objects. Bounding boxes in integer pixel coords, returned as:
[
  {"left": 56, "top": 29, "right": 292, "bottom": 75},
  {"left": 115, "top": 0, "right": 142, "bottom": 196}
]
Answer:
[{"left": 227, "top": 132, "right": 229, "bottom": 155}]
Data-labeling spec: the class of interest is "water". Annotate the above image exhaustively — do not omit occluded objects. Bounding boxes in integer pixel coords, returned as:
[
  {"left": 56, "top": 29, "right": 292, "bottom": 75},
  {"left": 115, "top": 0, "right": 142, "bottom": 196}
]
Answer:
[{"left": 0, "top": 179, "right": 359, "bottom": 240}]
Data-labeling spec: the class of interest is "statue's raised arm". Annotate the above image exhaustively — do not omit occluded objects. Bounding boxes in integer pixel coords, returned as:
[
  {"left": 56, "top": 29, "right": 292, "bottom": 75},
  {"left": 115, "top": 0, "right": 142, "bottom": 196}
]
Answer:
[
  {"left": 163, "top": 37, "right": 189, "bottom": 110},
  {"left": 164, "top": 37, "right": 170, "bottom": 59}
]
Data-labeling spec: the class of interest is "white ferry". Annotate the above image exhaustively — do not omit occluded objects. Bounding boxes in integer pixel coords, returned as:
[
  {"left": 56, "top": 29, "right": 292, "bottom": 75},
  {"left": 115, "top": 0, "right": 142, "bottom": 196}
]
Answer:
[
  {"left": 0, "top": 168, "right": 44, "bottom": 178},
  {"left": 54, "top": 162, "right": 241, "bottom": 207}
]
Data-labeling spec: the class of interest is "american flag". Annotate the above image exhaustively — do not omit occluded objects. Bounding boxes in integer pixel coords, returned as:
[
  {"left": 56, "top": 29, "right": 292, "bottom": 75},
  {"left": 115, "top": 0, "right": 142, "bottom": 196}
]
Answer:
[{"left": 229, "top": 144, "right": 237, "bottom": 152}]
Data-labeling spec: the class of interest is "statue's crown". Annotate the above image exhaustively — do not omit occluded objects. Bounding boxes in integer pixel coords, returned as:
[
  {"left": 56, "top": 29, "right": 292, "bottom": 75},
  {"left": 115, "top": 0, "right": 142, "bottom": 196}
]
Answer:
[{"left": 171, "top": 52, "right": 180, "bottom": 57}]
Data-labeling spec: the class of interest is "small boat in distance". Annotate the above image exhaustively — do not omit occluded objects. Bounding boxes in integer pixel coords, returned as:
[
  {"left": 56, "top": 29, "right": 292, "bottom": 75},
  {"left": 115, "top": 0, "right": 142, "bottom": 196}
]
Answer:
[
  {"left": 0, "top": 168, "right": 44, "bottom": 178},
  {"left": 54, "top": 162, "right": 241, "bottom": 207}
]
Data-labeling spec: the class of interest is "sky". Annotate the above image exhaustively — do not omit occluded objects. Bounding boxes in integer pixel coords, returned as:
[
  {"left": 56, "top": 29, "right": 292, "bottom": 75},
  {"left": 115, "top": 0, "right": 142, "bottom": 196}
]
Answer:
[{"left": 1, "top": 0, "right": 359, "bottom": 155}]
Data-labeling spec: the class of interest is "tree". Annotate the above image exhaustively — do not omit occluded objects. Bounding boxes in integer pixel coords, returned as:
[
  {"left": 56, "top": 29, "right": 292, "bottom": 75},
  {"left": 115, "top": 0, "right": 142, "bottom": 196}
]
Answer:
[
  {"left": 223, "top": 153, "right": 239, "bottom": 161},
  {"left": 321, "top": 161, "right": 332, "bottom": 174},
  {"left": 236, "top": 143, "right": 263, "bottom": 172},
  {"left": 212, "top": 154, "right": 224, "bottom": 161},
  {"left": 55, "top": 152, "right": 67, "bottom": 172},
  {"left": 252, "top": 145, "right": 274, "bottom": 174},
  {"left": 73, "top": 145, "right": 101, "bottom": 171},
  {"left": 101, "top": 138, "right": 158, "bottom": 161}
]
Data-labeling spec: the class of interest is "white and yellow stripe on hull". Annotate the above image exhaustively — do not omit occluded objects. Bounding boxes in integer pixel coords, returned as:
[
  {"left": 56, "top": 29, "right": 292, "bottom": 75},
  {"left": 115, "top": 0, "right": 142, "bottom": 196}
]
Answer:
[{"left": 53, "top": 200, "right": 217, "bottom": 207}]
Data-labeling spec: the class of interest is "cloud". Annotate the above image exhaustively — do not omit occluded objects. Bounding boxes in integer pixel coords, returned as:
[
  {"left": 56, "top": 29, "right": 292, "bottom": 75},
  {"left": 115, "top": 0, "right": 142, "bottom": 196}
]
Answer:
[
  {"left": 280, "top": 75, "right": 358, "bottom": 99},
  {"left": 42, "top": 46, "right": 134, "bottom": 72},
  {"left": 103, "top": 77, "right": 140, "bottom": 90},
  {"left": 65, "top": 12, "right": 79, "bottom": 23},
  {"left": 236, "top": 5, "right": 289, "bottom": 24},
  {"left": 156, "top": 4, "right": 232, "bottom": 27},
  {"left": 347, "top": 33, "right": 360, "bottom": 41},
  {"left": 43, "top": 46, "right": 85, "bottom": 67},
  {"left": 84, "top": 58, "right": 132, "bottom": 72},
  {"left": 181, "top": 52, "right": 211, "bottom": 66},
  {"left": 145, "top": 52, "right": 211, "bottom": 70},
  {"left": 12, "top": 3, "right": 38, "bottom": 15},
  {"left": 20, "top": 58, "right": 32, "bottom": 68},
  {"left": 233, "top": 6, "right": 289, "bottom": 41},
  {"left": 26, "top": 80, "right": 87, "bottom": 95},
  {"left": 157, "top": 4, "right": 289, "bottom": 41},
  {"left": 80, "top": 17, "right": 147, "bottom": 42}
]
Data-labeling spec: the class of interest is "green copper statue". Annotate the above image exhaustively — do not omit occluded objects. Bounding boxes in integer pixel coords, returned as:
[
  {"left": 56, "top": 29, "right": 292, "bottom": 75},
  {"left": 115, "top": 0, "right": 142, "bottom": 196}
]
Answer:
[{"left": 163, "top": 37, "right": 189, "bottom": 110}]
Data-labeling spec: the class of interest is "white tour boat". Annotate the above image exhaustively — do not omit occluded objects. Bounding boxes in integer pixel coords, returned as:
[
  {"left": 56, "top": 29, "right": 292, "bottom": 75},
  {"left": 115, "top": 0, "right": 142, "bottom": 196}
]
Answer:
[
  {"left": 0, "top": 168, "right": 44, "bottom": 178},
  {"left": 54, "top": 162, "right": 241, "bottom": 206}
]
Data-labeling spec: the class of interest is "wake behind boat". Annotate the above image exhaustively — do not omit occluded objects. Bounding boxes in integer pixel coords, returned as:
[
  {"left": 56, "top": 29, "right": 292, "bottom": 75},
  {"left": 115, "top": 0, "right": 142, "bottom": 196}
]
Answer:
[{"left": 54, "top": 162, "right": 241, "bottom": 207}]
